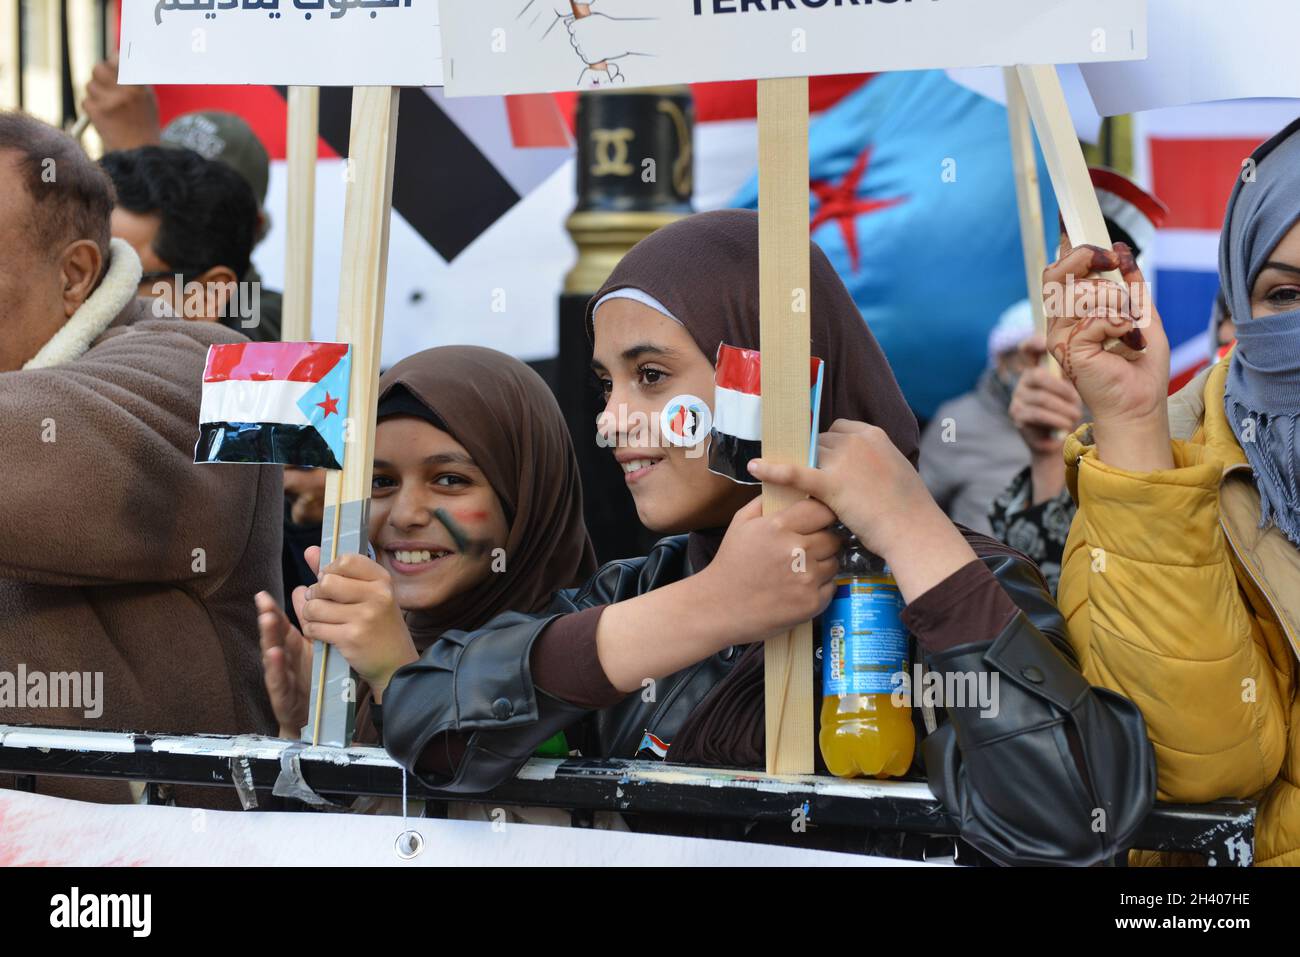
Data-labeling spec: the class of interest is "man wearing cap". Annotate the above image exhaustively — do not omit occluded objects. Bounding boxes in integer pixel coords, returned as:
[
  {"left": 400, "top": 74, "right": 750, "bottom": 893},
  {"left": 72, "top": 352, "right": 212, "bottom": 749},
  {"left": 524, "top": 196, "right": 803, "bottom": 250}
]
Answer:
[{"left": 83, "top": 61, "right": 284, "bottom": 341}]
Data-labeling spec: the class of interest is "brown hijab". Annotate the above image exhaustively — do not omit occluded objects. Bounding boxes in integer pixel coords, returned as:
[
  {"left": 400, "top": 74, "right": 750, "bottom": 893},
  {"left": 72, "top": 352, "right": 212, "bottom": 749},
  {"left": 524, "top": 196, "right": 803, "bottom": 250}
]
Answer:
[
  {"left": 586, "top": 210, "right": 921, "bottom": 769},
  {"left": 374, "top": 345, "right": 598, "bottom": 646},
  {"left": 587, "top": 208, "right": 920, "bottom": 567},
  {"left": 356, "top": 348, "right": 598, "bottom": 743},
  {"left": 355, "top": 347, "right": 596, "bottom": 745}
]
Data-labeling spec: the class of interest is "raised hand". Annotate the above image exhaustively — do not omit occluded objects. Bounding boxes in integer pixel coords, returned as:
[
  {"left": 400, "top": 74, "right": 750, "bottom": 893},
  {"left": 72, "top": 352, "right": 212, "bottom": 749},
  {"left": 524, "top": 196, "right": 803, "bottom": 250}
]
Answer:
[
  {"left": 1044, "top": 240, "right": 1174, "bottom": 472},
  {"left": 81, "top": 56, "right": 161, "bottom": 153},
  {"left": 700, "top": 495, "right": 842, "bottom": 641},
  {"left": 256, "top": 590, "right": 311, "bottom": 740}
]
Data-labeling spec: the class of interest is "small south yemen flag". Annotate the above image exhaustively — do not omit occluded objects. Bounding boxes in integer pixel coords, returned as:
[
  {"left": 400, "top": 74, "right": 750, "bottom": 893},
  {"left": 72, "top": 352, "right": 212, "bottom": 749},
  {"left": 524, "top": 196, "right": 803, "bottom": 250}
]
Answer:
[{"left": 195, "top": 342, "right": 352, "bottom": 470}]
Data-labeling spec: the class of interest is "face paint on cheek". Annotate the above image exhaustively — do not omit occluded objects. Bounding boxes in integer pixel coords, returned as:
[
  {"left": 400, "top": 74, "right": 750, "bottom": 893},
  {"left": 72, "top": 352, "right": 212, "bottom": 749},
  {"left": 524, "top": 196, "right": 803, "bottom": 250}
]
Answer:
[
  {"left": 449, "top": 509, "right": 491, "bottom": 525},
  {"left": 433, "top": 507, "right": 497, "bottom": 558},
  {"left": 660, "top": 394, "right": 713, "bottom": 449}
]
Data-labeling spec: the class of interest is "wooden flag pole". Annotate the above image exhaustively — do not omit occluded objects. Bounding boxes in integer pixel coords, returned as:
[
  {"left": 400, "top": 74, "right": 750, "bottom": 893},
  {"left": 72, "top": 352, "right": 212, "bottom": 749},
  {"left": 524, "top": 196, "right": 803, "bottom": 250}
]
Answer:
[
  {"left": 1004, "top": 68, "right": 1048, "bottom": 339},
  {"left": 282, "top": 86, "right": 320, "bottom": 342},
  {"left": 1003, "top": 67, "right": 1062, "bottom": 377},
  {"left": 305, "top": 86, "right": 401, "bottom": 747},
  {"left": 757, "top": 75, "right": 814, "bottom": 776},
  {"left": 1015, "top": 64, "right": 1139, "bottom": 360}
]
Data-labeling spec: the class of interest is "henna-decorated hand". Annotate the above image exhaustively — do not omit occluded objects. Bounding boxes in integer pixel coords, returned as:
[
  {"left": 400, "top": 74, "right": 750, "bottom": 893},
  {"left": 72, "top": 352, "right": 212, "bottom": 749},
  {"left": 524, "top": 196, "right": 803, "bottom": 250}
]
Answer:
[{"left": 1043, "top": 239, "right": 1174, "bottom": 472}]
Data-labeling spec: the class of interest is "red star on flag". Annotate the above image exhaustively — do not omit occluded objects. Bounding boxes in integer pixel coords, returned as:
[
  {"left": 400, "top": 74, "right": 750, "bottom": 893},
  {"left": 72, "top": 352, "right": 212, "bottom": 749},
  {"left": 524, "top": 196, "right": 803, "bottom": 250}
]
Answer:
[
  {"left": 809, "top": 146, "right": 905, "bottom": 273},
  {"left": 316, "top": 392, "right": 340, "bottom": 418}
]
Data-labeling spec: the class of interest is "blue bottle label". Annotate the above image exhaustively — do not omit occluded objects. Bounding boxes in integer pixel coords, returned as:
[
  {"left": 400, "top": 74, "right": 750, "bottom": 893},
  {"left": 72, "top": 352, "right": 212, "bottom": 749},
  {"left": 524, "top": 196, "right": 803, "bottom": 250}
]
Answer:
[{"left": 822, "top": 575, "right": 909, "bottom": 696}]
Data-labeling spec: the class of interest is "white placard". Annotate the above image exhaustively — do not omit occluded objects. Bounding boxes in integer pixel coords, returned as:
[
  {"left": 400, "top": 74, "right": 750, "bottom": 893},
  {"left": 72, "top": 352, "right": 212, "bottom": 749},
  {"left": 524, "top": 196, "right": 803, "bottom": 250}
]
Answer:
[
  {"left": 439, "top": 0, "right": 1147, "bottom": 98},
  {"left": 119, "top": 0, "right": 444, "bottom": 87},
  {"left": 1080, "top": 0, "right": 1300, "bottom": 115},
  {"left": 0, "top": 789, "right": 930, "bottom": 866},
  {"left": 946, "top": 64, "right": 1104, "bottom": 144}
]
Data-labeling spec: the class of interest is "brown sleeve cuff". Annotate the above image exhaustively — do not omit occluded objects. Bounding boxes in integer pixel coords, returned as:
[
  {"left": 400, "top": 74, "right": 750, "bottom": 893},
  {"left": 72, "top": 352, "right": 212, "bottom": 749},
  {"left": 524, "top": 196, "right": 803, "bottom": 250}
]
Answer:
[
  {"left": 413, "top": 731, "right": 469, "bottom": 780},
  {"left": 529, "top": 606, "right": 625, "bottom": 709},
  {"left": 900, "top": 559, "right": 1019, "bottom": 655}
]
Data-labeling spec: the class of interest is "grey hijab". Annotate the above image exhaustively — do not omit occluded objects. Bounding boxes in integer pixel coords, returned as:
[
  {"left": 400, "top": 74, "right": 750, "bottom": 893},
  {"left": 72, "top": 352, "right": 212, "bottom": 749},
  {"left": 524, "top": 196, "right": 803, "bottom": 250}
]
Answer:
[{"left": 1222, "top": 117, "right": 1300, "bottom": 546}]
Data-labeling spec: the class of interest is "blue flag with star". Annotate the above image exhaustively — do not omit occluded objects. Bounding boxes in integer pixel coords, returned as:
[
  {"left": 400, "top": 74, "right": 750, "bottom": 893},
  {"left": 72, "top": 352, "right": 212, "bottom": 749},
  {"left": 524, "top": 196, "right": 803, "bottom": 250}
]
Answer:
[
  {"left": 297, "top": 351, "right": 351, "bottom": 468},
  {"left": 731, "top": 70, "right": 1059, "bottom": 420}
]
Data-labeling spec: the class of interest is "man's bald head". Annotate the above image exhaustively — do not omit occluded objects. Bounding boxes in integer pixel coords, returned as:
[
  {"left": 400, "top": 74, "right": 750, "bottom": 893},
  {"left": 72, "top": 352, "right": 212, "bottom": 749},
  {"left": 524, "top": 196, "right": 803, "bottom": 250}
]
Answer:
[{"left": 0, "top": 111, "right": 115, "bottom": 265}]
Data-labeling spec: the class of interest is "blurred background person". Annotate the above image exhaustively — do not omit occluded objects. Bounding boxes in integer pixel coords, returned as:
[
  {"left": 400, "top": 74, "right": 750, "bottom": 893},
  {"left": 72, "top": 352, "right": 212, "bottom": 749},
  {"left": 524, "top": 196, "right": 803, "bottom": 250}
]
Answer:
[
  {"left": 101, "top": 145, "right": 260, "bottom": 330},
  {"left": 83, "top": 59, "right": 282, "bottom": 340},
  {"left": 988, "top": 338, "right": 1086, "bottom": 593},
  {"left": 918, "top": 300, "right": 1037, "bottom": 535}
]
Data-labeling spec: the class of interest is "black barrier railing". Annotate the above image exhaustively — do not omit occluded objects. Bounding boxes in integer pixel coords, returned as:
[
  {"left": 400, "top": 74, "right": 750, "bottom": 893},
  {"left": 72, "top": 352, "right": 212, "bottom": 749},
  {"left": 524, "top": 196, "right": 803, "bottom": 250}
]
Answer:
[{"left": 0, "top": 725, "right": 1257, "bottom": 866}]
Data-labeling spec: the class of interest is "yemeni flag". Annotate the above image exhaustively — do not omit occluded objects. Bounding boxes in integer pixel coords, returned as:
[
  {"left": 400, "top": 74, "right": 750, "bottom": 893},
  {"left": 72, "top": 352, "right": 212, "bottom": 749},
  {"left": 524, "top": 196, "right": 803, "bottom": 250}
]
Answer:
[
  {"left": 196, "top": 343, "right": 352, "bottom": 470},
  {"left": 709, "top": 344, "right": 825, "bottom": 486}
]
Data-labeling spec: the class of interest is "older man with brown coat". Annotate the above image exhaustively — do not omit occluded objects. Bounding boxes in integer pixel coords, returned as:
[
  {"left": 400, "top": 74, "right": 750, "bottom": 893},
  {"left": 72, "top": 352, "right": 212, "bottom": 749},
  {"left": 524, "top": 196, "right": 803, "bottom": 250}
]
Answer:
[{"left": 0, "top": 112, "right": 281, "bottom": 804}]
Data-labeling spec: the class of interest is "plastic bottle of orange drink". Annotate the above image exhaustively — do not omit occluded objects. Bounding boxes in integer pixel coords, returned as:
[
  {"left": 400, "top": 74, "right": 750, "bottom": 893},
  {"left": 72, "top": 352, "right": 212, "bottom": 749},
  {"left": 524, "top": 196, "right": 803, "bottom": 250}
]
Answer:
[{"left": 819, "top": 534, "right": 915, "bottom": 779}]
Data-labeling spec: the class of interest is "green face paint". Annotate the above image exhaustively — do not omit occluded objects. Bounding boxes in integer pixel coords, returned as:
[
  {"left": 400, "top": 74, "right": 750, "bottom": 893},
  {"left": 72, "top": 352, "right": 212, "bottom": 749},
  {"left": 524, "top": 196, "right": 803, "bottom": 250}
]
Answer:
[{"left": 433, "top": 508, "right": 471, "bottom": 552}]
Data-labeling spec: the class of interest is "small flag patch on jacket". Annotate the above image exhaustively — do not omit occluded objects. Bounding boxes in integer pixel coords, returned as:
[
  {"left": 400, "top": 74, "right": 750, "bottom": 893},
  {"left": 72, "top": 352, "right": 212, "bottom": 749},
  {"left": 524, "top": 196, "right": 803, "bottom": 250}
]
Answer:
[
  {"left": 636, "top": 731, "right": 670, "bottom": 760},
  {"left": 709, "top": 343, "right": 825, "bottom": 485},
  {"left": 196, "top": 342, "right": 352, "bottom": 470}
]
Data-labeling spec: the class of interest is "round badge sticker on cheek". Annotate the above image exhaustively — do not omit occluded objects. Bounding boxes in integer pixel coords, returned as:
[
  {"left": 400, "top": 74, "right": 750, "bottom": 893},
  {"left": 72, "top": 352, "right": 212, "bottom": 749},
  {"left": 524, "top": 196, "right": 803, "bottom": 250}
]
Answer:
[{"left": 660, "top": 394, "right": 713, "bottom": 448}]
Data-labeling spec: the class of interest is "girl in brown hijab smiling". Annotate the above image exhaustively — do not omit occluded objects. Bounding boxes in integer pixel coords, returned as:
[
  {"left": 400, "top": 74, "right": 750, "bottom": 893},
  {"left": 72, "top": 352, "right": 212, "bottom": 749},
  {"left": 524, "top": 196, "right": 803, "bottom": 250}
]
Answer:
[
  {"left": 355, "top": 212, "right": 1153, "bottom": 866},
  {"left": 255, "top": 345, "right": 596, "bottom": 742}
]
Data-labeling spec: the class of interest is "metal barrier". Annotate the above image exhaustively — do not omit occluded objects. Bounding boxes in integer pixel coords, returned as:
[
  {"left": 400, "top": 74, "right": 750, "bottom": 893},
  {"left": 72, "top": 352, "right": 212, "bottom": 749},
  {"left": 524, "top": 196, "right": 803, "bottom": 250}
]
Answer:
[{"left": 0, "top": 725, "right": 1257, "bottom": 866}]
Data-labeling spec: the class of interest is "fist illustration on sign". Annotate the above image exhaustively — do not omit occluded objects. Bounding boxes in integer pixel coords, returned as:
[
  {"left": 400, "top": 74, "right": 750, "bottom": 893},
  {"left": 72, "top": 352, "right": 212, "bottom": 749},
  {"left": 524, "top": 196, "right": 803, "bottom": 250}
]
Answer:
[{"left": 565, "top": 0, "right": 651, "bottom": 86}]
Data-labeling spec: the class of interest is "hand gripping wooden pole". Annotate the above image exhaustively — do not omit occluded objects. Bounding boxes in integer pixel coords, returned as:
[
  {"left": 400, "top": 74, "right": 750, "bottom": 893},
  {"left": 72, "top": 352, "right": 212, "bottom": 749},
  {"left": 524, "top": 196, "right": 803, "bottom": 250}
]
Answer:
[
  {"left": 282, "top": 86, "right": 320, "bottom": 342},
  {"left": 1015, "top": 64, "right": 1140, "bottom": 360},
  {"left": 305, "top": 86, "right": 400, "bottom": 747},
  {"left": 757, "top": 76, "right": 814, "bottom": 776}
]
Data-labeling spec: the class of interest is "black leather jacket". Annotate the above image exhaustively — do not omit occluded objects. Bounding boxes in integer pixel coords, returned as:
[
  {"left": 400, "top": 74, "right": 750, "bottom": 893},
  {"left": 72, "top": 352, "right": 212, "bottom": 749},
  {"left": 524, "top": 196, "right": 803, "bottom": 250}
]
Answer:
[{"left": 383, "top": 536, "right": 1156, "bottom": 866}]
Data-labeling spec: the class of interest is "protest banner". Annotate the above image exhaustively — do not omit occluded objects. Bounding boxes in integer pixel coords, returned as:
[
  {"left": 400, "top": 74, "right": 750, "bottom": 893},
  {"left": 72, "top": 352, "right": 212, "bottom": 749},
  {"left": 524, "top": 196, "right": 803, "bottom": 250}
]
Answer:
[
  {"left": 0, "top": 787, "right": 916, "bottom": 866},
  {"left": 119, "top": 0, "right": 443, "bottom": 87},
  {"left": 439, "top": 0, "right": 1146, "bottom": 97},
  {"left": 439, "top": 0, "right": 1147, "bottom": 774},
  {"left": 1080, "top": 0, "right": 1300, "bottom": 116},
  {"left": 950, "top": 63, "right": 1104, "bottom": 145}
]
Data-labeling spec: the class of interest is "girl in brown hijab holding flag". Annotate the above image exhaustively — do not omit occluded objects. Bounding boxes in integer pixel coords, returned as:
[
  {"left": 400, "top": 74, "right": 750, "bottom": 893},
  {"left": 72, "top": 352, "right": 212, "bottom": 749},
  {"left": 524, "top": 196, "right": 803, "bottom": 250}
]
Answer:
[
  {"left": 256, "top": 345, "right": 596, "bottom": 745},
  {"left": 309, "top": 211, "right": 1156, "bottom": 866}
]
